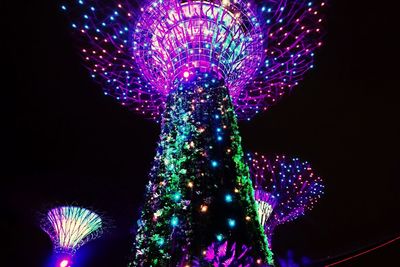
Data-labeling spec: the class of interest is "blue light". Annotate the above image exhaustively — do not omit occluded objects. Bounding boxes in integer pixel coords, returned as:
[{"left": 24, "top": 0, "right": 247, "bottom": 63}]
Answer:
[
  {"left": 215, "top": 114, "right": 219, "bottom": 119},
  {"left": 216, "top": 128, "right": 221, "bottom": 132},
  {"left": 79, "top": 0, "right": 84, "bottom": 4},
  {"left": 61, "top": 5, "right": 67, "bottom": 10},
  {"left": 217, "top": 136, "right": 223, "bottom": 141},
  {"left": 171, "top": 216, "right": 179, "bottom": 227},
  {"left": 225, "top": 194, "right": 233, "bottom": 203},
  {"left": 216, "top": 234, "right": 223, "bottom": 241},
  {"left": 173, "top": 192, "right": 181, "bottom": 202},
  {"left": 227, "top": 218, "right": 236, "bottom": 228},
  {"left": 157, "top": 238, "right": 165, "bottom": 246},
  {"left": 211, "top": 161, "right": 218, "bottom": 167},
  {"left": 308, "top": 2, "right": 313, "bottom": 7}
]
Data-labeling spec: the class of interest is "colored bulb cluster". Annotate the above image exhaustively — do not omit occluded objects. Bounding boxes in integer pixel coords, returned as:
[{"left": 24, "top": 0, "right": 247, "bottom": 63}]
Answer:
[
  {"left": 246, "top": 152, "right": 324, "bottom": 240},
  {"left": 61, "top": 0, "right": 325, "bottom": 120}
]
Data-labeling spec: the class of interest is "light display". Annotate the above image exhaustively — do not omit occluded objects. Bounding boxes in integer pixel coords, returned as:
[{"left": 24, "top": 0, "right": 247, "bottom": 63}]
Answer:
[
  {"left": 132, "top": 83, "right": 273, "bottom": 265},
  {"left": 246, "top": 152, "right": 324, "bottom": 246},
  {"left": 41, "top": 206, "right": 103, "bottom": 266},
  {"left": 61, "top": 0, "right": 325, "bottom": 120},
  {"left": 60, "top": 0, "right": 326, "bottom": 266}
]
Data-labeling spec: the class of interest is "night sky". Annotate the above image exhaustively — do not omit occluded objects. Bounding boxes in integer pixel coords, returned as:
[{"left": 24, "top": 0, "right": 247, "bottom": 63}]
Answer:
[{"left": 6, "top": 1, "right": 400, "bottom": 266}]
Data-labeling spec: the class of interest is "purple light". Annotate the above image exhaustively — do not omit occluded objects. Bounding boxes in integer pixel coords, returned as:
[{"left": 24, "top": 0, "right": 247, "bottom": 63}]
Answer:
[
  {"left": 246, "top": 152, "right": 324, "bottom": 244},
  {"left": 62, "top": 0, "right": 326, "bottom": 120}
]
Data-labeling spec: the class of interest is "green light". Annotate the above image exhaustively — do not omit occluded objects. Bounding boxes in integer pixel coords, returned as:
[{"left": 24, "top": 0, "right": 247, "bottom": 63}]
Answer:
[{"left": 44, "top": 206, "right": 102, "bottom": 250}]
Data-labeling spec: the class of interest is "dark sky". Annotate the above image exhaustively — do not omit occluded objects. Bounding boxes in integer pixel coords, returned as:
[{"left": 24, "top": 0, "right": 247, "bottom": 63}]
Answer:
[{"left": 6, "top": 1, "right": 400, "bottom": 266}]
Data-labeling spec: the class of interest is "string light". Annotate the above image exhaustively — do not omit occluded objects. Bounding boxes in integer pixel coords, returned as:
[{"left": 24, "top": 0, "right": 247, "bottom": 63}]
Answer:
[
  {"left": 216, "top": 234, "right": 224, "bottom": 241},
  {"left": 61, "top": 0, "right": 326, "bottom": 265},
  {"left": 61, "top": 0, "right": 325, "bottom": 119},
  {"left": 247, "top": 152, "right": 324, "bottom": 245}
]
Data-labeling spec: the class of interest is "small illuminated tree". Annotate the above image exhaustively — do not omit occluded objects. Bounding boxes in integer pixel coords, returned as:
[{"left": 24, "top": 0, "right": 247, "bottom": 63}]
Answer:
[
  {"left": 40, "top": 206, "right": 103, "bottom": 267},
  {"left": 246, "top": 152, "right": 324, "bottom": 247}
]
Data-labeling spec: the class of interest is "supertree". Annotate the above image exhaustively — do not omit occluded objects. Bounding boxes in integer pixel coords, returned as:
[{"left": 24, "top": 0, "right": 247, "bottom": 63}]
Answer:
[
  {"left": 60, "top": 0, "right": 326, "bottom": 265},
  {"left": 246, "top": 152, "right": 324, "bottom": 248},
  {"left": 40, "top": 206, "right": 104, "bottom": 267}
]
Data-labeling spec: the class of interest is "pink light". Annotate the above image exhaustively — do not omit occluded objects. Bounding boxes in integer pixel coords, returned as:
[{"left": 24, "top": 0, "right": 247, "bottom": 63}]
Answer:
[
  {"left": 65, "top": 0, "right": 326, "bottom": 120},
  {"left": 60, "top": 259, "right": 69, "bottom": 267}
]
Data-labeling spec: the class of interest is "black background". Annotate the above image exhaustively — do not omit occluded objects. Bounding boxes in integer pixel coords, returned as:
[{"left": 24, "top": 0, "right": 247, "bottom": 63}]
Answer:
[{"left": 5, "top": 1, "right": 400, "bottom": 266}]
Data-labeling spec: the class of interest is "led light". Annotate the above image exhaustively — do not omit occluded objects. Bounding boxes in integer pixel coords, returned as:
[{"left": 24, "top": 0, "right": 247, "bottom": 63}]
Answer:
[
  {"left": 62, "top": 0, "right": 326, "bottom": 120},
  {"left": 41, "top": 206, "right": 102, "bottom": 252},
  {"left": 200, "top": 205, "right": 208, "bottom": 213},
  {"left": 171, "top": 216, "right": 179, "bottom": 227},
  {"left": 227, "top": 218, "right": 236, "bottom": 228},
  {"left": 60, "top": 259, "right": 69, "bottom": 267},
  {"left": 225, "top": 194, "right": 233, "bottom": 203},
  {"left": 216, "top": 234, "right": 223, "bottom": 241},
  {"left": 173, "top": 192, "right": 181, "bottom": 202},
  {"left": 157, "top": 238, "right": 165, "bottom": 246}
]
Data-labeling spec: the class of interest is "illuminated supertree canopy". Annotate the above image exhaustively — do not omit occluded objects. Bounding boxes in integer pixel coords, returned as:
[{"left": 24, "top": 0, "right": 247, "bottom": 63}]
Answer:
[
  {"left": 41, "top": 206, "right": 103, "bottom": 266},
  {"left": 61, "top": 0, "right": 325, "bottom": 120},
  {"left": 60, "top": 0, "right": 326, "bottom": 266},
  {"left": 246, "top": 152, "right": 324, "bottom": 245}
]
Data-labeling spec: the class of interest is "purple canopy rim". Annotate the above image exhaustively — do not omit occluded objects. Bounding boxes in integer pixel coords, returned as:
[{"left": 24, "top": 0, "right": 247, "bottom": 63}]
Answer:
[{"left": 61, "top": 0, "right": 326, "bottom": 120}]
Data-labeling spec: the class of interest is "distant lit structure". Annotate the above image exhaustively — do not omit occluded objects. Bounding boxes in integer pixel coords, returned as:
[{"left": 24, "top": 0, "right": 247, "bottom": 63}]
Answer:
[
  {"left": 41, "top": 206, "right": 103, "bottom": 266},
  {"left": 247, "top": 152, "right": 324, "bottom": 246}
]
